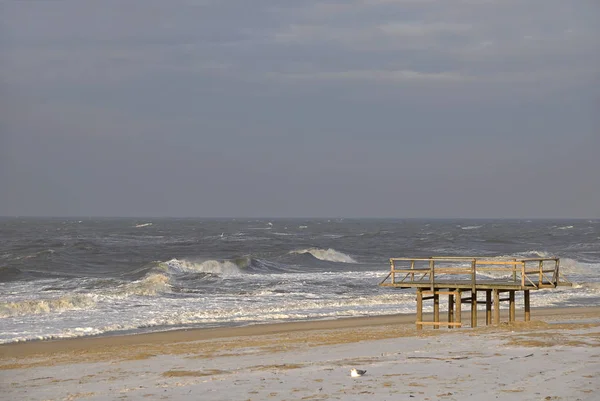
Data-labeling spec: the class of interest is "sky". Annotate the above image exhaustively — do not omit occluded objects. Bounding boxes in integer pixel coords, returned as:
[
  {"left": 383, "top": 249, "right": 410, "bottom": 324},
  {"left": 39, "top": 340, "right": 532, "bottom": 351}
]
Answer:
[{"left": 1, "top": 0, "right": 599, "bottom": 218}]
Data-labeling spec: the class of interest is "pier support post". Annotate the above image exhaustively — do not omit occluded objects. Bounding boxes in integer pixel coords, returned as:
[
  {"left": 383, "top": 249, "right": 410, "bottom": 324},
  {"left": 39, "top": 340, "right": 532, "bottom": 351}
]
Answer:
[
  {"left": 433, "top": 292, "right": 440, "bottom": 329},
  {"left": 471, "top": 290, "right": 477, "bottom": 328},
  {"left": 493, "top": 289, "right": 500, "bottom": 325},
  {"left": 456, "top": 290, "right": 462, "bottom": 328},
  {"left": 524, "top": 290, "right": 530, "bottom": 322},
  {"left": 485, "top": 290, "right": 492, "bottom": 325},
  {"left": 509, "top": 291, "right": 515, "bottom": 322},
  {"left": 416, "top": 288, "right": 423, "bottom": 330},
  {"left": 448, "top": 290, "right": 455, "bottom": 329}
]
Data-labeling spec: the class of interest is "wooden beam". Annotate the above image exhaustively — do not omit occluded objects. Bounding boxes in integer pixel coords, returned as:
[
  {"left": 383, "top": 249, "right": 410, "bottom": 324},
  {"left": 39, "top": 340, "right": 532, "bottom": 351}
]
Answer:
[
  {"left": 448, "top": 291, "right": 455, "bottom": 329},
  {"left": 416, "top": 288, "right": 423, "bottom": 330},
  {"left": 524, "top": 290, "right": 530, "bottom": 322},
  {"left": 456, "top": 290, "right": 462, "bottom": 328},
  {"left": 433, "top": 292, "right": 440, "bottom": 330},
  {"left": 471, "top": 290, "right": 477, "bottom": 328},
  {"left": 509, "top": 290, "right": 515, "bottom": 322},
  {"left": 493, "top": 289, "right": 500, "bottom": 325},
  {"left": 486, "top": 290, "right": 492, "bottom": 325}
]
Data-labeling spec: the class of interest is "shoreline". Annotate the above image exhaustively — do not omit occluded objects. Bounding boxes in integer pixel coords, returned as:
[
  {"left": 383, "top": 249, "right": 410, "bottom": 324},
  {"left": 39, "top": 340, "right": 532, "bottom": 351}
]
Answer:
[
  {"left": 2, "top": 305, "right": 599, "bottom": 361},
  {"left": 3, "top": 305, "right": 600, "bottom": 400}
]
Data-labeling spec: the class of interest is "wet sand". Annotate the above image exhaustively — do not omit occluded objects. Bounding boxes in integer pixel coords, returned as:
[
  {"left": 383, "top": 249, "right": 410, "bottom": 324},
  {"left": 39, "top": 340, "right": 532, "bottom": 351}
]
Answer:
[
  {"left": 2, "top": 306, "right": 599, "bottom": 363},
  {"left": 2, "top": 306, "right": 600, "bottom": 400}
]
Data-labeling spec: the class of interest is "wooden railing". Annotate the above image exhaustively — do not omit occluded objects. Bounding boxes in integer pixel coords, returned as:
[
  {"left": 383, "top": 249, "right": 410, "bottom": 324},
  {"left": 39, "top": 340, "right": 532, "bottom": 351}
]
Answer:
[{"left": 380, "top": 257, "right": 565, "bottom": 290}]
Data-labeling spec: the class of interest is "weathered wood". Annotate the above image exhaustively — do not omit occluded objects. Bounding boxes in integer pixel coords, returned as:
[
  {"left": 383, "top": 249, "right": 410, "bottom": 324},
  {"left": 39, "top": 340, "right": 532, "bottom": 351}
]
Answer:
[
  {"left": 493, "top": 289, "right": 500, "bottom": 325},
  {"left": 429, "top": 259, "right": 435, "bottom": 292},
  {"left": 382, "top": 256, "right": 568, "bottom": 329},
  {"left": 434, "top": 268, "right": 472, "bottom": 274},
  {"left": 381, "top": 282, "right": 533, "bottom": 290},
  {"left": 433, "top": 292, "right": 440, "bottom": 330},
  {"left": 448, "top": 291, "right": 455, "bottom": 329},
  {"left": 539, "top": 260, "right": 543, "bottom": 287},
  {"left": 471, "top": 290, "right": 477, "bottom": 328},
  {"left": 416, "top": 288, "right": 423, "bottom": 330},
  {"left": 486, "top": 290, "right": 492, "bottom": 325},
  {"left": 509, "top": 290, "right": 515, "bottom": 322},
  {"left": 456, "top": 289, "right": 462, "bottom": 327}
]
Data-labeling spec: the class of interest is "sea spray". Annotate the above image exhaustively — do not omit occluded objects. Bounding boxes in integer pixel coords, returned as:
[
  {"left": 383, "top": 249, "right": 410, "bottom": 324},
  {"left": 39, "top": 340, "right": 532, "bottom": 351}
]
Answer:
[
  {"left": 290, "top": 248, "right": 357, "bottom": 263},
  {"left": 165, "top": 258, "right": 243, "bottom": 275}
]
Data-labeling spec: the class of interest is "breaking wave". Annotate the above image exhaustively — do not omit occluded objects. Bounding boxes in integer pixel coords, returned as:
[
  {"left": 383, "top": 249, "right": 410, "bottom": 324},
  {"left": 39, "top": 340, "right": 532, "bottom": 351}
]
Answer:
[
  {"left": 0, "top": 294, "right": 96, "bottom": 318},
  {"left": 290, "top": 248, "right": 357, "bottom": 263},
  {"left": 461, "top": 225, "right": 482, "bottom": 230},
  {"left": 113, "top": 273, "right": 171, "bottom": 297},
  {"left": 572, "top": 282, "right": 600, "bottom": 291},
  {"left": 163, "top": 258, "right": 244, "bottom": 275}
]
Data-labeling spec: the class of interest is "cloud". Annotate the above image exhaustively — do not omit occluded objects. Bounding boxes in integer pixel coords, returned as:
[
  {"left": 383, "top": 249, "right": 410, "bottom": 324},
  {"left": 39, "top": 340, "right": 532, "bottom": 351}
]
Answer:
[
  {"left": 269, "top": 69, "right": 466, "bottom": 83},
  {"left": 1, "top": 0, "right": 598, "bottom": 217},
  {"left": 3, "top": 0, "right": 596, "bottom": 93}
]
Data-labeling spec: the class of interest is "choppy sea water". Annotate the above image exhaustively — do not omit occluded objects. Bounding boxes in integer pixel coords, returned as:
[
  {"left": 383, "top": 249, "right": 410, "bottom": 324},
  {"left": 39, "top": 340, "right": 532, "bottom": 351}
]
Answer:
[{"left": 1, "top": 218, "right": 598, "bottom": 343}]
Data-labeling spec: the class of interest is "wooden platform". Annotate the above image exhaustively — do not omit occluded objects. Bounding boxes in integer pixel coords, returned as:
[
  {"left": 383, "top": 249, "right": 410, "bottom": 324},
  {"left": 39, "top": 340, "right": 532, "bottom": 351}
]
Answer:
[{"left": 379, "top": 257, "right": 572, "bottom": 329}]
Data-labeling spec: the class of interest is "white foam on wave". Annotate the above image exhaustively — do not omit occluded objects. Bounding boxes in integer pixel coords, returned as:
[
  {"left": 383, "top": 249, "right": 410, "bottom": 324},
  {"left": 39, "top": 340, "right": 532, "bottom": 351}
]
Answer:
[
  {"left": 14, "top": 249, "right": 55, "bottom": 260},
  {"left": 0, "top": 323, "right": 141, "bottom": 344},
  {"left": 291, "top": 248, "right": 357, "bottom": 263},
  {"left": 113, "top": 273, "right": 171, "bottom": 297},
  {"left": 572, "top": 282, "right": 600, "bottom": 291},
  {"left": 0, "top": 294, "right": 96, "bottom": 318},
  {"left": 461, "top": 225, "right": 482, "bottom": 230},
  {"left": 165, "top": 258, "right": 242, "bottom": 275},
  {"left": 134, "top": 223, "right": 153, "bottom": 228}
]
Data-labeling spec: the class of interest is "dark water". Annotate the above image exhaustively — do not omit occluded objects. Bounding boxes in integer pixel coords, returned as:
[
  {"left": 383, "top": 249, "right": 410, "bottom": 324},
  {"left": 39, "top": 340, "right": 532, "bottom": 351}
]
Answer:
[{"left": 1, "top": 218, "right": 598, "bottom": 343}]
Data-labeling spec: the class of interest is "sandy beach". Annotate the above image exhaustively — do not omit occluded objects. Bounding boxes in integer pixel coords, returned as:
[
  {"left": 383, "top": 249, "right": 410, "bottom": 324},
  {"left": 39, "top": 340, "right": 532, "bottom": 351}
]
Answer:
[{"left": 2, "top": 306, "right": 599, "bottom": 401}]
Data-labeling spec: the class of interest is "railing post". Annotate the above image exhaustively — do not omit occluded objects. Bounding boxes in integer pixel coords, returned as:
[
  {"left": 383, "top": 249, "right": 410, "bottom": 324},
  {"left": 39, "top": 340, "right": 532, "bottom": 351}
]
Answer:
[
  {"left": 521, "top": 261, "right": 525, "bottom": 288},
  {"left": 471, "top": 259, "right": 477, "bottom": 293},
  {"left": 429, "top": 259, "right": 435, "bottom": 292},
  {"left": 390, "top": 259, "right": 395, "bottom": 285}
]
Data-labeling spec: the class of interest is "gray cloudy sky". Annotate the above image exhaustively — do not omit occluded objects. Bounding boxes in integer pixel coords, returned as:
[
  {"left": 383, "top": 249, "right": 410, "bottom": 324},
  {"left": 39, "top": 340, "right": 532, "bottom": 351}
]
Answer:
[{"left": 1, "top": 0, "right": 599, "bottom": 218}]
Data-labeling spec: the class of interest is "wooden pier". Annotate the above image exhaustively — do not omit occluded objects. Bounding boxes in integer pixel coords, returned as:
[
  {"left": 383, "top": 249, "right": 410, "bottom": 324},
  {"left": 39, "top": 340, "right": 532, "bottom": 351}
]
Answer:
[{"left": 379, "top": 257, "right": 571, "bottom": 329}]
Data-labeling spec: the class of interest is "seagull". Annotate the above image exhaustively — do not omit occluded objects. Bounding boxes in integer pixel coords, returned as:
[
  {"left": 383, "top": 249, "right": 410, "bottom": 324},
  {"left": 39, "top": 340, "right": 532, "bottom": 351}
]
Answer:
[{"left": 350, "top": 369, "right": 367, "bottom": 377}]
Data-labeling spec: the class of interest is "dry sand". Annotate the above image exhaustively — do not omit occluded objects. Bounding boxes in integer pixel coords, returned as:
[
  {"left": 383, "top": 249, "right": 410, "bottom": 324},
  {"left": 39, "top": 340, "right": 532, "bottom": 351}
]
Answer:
[{"left": 2, "top": 307, "right": 599, "bottom": 401}]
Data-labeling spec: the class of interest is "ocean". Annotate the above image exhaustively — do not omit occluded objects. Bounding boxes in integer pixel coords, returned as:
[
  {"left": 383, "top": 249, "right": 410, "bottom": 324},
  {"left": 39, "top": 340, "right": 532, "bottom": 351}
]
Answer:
[{"left": 0, "top": 218, "right": 598, "bottom": 343}]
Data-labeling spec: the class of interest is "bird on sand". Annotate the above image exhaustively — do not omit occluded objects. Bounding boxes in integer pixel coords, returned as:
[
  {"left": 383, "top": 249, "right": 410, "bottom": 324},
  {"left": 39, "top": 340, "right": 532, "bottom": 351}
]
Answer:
[{"left": 350, "top": 368, "right": 367, "bottom": 377}]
